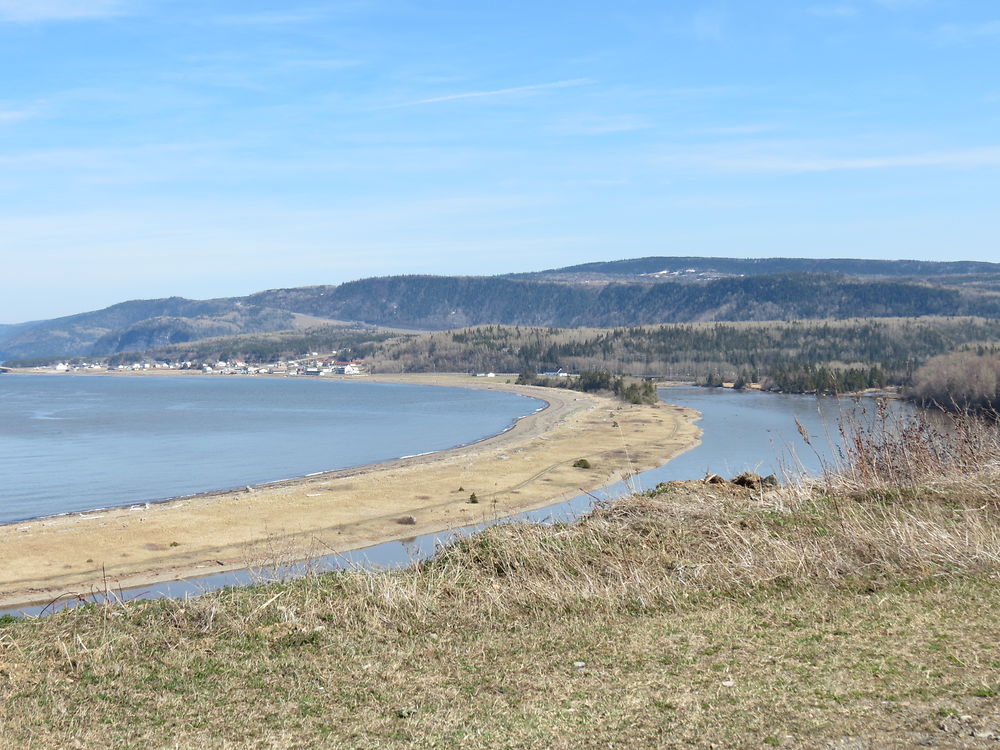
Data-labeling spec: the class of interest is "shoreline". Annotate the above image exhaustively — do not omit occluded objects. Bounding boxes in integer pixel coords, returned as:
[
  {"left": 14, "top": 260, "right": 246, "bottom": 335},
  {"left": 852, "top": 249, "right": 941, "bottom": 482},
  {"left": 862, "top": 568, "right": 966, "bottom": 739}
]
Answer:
[
  {"left": 0, "top": 379, "right": 545, "bottom": 529},
  {"left": 0, "top": 373, "right": 701, "bottom": 610}
]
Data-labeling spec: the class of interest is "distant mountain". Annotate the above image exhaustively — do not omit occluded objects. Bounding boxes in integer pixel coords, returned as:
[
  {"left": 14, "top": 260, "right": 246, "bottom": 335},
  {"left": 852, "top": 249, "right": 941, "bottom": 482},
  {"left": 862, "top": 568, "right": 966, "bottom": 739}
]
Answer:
[
  {"left": 266, "top": 273, "right": 997, "bottom": 329},
  {"left": 0, "top": 322, "right": 31, "bottom": 347},
  {"left": 271, "top": 276, "right": 592, "bottom": 329},
  {"left": 4, "top": 257, "right": 1000, "bottom": 364},
  {"left": 513, "top": 256, "right": 1000, "bottom": 282},
  {"left": 0, "top": 297, "right": 314, "bottom": 363}
]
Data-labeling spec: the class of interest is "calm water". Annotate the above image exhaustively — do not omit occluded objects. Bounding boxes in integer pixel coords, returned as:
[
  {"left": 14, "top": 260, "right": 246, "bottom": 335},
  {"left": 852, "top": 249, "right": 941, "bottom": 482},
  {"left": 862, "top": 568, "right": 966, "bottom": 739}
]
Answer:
[
  {"left": 2, "top": 384, "right": 912, "bottom": 616},
  {"left": 0, "top": 375, "right": 540, "bottom": 524},
  {"left": 642, "top": 386, "right": 910, "bottom": 482},
  {"left": 510, "top": 385, "right": 914, "bottom": 525}
]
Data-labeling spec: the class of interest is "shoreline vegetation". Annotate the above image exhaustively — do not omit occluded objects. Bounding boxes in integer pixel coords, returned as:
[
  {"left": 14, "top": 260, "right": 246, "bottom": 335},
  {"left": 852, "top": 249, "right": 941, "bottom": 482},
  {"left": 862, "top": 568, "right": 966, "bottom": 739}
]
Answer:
[
  {"left": 0, "top": 373, "right": 701, "bottom": 611},
  {"left": 515, "top": 369, "right": 659, "bottom": 404},
  {"left": 9, "top": 316, "right": 1000, "bottom": 397},
  {"left": 1, "top": 390, "right": 999, "bottom": 747},
  {"left": 907, "top": 350, "right": 1000, "bottom": 413}
]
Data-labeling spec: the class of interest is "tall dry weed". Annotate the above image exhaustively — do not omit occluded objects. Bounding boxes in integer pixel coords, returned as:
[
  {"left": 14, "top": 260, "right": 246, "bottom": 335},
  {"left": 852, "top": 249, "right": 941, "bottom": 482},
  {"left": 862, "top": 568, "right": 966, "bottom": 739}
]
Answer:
[{"left": 825, "top": 397, "right": 1000, "bottom": 494}]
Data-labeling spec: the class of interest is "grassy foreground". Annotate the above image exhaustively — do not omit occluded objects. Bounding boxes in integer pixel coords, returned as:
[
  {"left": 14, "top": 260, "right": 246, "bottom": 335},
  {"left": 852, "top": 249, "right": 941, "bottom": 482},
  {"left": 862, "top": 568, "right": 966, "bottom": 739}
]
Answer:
[{"left": 2, "top": 414, "right": 1000, "bottom": 748}]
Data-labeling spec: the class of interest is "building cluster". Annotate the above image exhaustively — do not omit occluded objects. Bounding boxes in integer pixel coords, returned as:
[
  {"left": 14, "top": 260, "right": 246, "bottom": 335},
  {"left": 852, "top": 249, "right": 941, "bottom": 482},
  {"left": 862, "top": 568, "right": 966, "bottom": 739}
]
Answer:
[{"left": 44, "top": 354, "right": 367, "bottom": 377}]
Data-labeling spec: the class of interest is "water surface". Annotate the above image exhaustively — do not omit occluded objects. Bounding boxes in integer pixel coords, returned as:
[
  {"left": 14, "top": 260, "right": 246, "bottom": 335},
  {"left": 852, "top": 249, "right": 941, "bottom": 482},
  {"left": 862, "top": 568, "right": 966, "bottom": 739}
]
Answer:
[
  {"left": 0, "top": 375, "right": 539, "bottom": 524},
  {"left": 2, "top": 384, "right": 911, "bottom": 616}
]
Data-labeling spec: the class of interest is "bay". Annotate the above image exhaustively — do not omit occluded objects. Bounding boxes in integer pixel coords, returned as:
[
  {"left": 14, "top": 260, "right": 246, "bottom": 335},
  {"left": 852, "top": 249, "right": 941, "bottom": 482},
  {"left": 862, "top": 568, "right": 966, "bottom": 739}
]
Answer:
[
  {"left": 1, "top": 383, "right": 915, "bottom": 616},
  {"left": 0, "top": 374, "right": 540, "bottom": 525}
]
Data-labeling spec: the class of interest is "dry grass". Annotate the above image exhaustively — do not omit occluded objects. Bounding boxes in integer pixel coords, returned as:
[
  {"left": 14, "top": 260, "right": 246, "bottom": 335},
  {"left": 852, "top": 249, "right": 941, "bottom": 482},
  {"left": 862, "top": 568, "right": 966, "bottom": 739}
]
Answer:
[
  {"left": 820, "top": 398, "right": 1000, "bottom": 493},
  {"left": 2, "top": 415, "right": 1000, "bottom": 748}
]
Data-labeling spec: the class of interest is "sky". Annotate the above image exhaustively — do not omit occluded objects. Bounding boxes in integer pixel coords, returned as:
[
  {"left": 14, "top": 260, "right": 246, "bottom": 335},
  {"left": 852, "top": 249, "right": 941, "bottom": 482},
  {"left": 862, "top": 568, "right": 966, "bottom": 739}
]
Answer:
[{"left": 1, "top": 0, "right": 999, "bottom": 323}]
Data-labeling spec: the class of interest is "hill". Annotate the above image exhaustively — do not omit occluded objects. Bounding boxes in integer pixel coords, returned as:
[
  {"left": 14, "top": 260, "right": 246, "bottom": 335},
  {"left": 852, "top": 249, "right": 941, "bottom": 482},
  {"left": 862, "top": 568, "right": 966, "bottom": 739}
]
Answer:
[
  {"left": 0, "top": 297, "right": 338, "bottom": 363},
  {"left": 5, "top": 257, "right": 1000, "bottom": 363},
  {"left": 240, "top": 272, "right": 1000, "bottom": 331},
  {"left": 513, "top": 255, "right": 1000, "bottom": 282}
]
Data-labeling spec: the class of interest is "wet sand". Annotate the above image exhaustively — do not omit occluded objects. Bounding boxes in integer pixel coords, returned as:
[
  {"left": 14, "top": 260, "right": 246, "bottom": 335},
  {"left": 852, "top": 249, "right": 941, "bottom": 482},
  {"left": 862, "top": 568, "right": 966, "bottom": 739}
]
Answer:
[{"left": 0, "top": 374, "right": 700, "bottom": 609}]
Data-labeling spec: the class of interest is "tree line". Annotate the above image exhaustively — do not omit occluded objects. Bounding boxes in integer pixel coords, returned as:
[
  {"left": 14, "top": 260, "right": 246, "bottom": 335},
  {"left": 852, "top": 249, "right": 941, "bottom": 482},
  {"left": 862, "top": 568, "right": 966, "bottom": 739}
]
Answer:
[
  {"left": 17, "top": 316, "right": 1000, "bottom": 402},
  {"left": 516, "top": 370, "right": 659, "bottom": 404},
  {"left": 368, "top": 318, "right": 1000, "bottom": 392},
  {"left": 907, "top": 350, "right": 1000, "bottom": 412}
]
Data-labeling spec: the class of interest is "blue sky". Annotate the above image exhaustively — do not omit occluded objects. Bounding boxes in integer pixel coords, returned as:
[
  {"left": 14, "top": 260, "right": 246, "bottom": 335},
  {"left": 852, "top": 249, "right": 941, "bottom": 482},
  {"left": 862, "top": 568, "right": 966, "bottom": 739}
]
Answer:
[{"left": 1, "top": 0, "right": 999, "bottom": 322}]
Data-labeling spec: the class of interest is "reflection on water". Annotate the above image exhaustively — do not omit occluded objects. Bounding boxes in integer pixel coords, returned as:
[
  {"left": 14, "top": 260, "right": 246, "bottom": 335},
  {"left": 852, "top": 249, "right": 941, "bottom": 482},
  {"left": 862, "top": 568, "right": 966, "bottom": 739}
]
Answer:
[{"left": 3, "top": 386, "right": 913, "bottom": 617}]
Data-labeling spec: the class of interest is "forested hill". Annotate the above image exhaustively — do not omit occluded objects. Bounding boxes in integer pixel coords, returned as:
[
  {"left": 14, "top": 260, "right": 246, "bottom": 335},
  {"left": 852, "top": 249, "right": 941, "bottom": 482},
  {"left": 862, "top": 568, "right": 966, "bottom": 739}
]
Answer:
[
  {"left": 246, "top": 273, "right": 1000, "bottom": 330},
  {"left": 514, "top": 256, "right": 1000, "bottom": 281},
  {"left": 0, "top": 297, "right": 311, "bottom": 362},
  {"left": 4, "top": 263, "right": 1000, "bottom": 363}
]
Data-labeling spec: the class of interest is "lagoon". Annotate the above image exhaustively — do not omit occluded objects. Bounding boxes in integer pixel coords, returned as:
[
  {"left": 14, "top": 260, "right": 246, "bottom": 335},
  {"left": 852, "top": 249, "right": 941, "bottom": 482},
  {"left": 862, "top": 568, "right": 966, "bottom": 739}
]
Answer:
[{"left": 506, "top": 385, "right": 914, "bottom": 527}]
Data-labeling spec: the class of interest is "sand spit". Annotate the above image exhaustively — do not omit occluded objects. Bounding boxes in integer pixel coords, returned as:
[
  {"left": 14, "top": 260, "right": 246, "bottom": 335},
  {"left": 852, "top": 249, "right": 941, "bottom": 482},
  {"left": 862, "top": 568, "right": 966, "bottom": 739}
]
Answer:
[{"left": 0, "top": 374, "right": 700, "bottom": 609}]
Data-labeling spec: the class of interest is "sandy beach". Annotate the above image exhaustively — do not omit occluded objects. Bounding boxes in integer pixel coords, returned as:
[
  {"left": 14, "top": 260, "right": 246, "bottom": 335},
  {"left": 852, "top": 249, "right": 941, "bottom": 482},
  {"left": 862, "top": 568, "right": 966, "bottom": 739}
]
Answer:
[{"left": 0, "top": 373, "right": 700, "bottom": 609}]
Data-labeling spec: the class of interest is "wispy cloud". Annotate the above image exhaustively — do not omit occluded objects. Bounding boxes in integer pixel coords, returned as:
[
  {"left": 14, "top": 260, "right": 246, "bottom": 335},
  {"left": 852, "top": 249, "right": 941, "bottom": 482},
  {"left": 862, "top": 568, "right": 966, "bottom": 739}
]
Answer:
[
  {"left": 0, "top": 0, "right": 126, "bottom": 22},
  {"left": 698, "top": 123, "right": 785, "bottom": 136},
  {"left": 662, "top": 85, "right": 749, "bottom": 99},
  {"left": 210, "top": 3, "right": 375, "bottom": 26},
  {"left": 0, "top": 108, "right": 35, "bottom": 123},
  {"left": 551, "top": 114, "right": 652, "bottom": 136},
  {"left": 279, "top": 58, "right": 361, "bottom": 72},
  {"left": 934, "top": 20, "right": 1000, "bottom": 43},
  {"left": 0, "top": 142, "right": 223, "bottom": 180},
  {"left": 662, "top": 145, "right": 1000, "bottom": 173},
  {"left": 808, "top": 5, "right": 859, "bottom": 18},
  {"left": 872, "top": 0, "right": 930, "bottom": 9},
  {"left": 211, "top": 9, "right": 332, "bottom": 26},
  {"left": 388, "top": 79, "right": 591, "bottom": 108},
  {"left": 689, "top": 8, "right": 728, "bottom": 40},
  {"left": 157, "top": 51, "right": 362, "bottom": 92}
]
